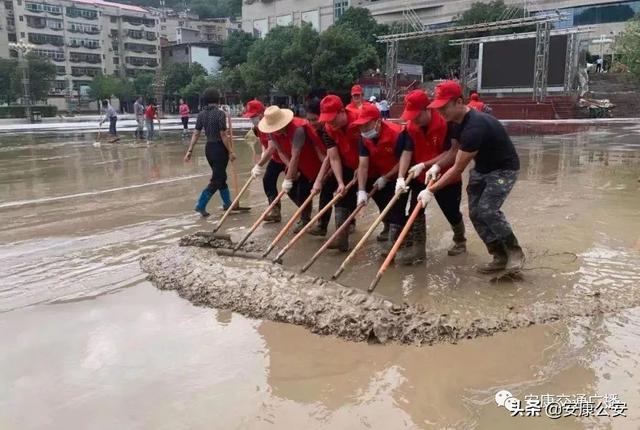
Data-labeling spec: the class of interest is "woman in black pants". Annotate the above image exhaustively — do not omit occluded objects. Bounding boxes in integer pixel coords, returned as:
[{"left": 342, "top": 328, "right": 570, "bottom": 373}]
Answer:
[{"left": 184, "top": 88, "right": 236, "bottom": 217}]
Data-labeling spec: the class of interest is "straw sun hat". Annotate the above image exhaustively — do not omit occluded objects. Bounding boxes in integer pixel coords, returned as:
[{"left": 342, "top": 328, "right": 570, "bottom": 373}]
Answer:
[{"left": 257, "top": 106, "right": 294, "bottom": 134}]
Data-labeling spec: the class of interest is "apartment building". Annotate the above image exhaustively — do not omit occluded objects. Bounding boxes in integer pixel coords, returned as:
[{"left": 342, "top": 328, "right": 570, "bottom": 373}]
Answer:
[
  {"left": 1, "top": 0, "right": 161, "bottom": 109},
  {"left": 155, "top": 10, "right": 240, "bottom": 45}
]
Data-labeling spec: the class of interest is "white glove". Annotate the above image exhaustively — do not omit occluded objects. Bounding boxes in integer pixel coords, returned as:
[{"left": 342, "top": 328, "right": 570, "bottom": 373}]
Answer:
[
  {"left": 417, "top": 189, "right": 434, "bottom": 207},
  {"left": 395, "top": 177, "right": 408, "bottom": 194},
  {"left": 425, "top": 164, "right": 440, "bottom": 182},
  {"left": 408, "top": 163, "right": 426, "bottom": 177},
  {"left": 357, "top": 190, "right": 368, "bottom": 206},
  {"left": 373, "top": 176, "right": 387, "bottom": 190},
  {"left": 251, "top": 164, "right": 264, "bottom": 178},
  {"left": 282, "top": 178, "right": 293, "bottom": 192}
]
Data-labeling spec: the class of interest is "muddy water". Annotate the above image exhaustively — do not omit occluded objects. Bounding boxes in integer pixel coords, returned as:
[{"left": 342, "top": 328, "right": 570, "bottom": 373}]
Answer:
[{"left": 1, "top": 125, "right": 639, "bottom": 429}]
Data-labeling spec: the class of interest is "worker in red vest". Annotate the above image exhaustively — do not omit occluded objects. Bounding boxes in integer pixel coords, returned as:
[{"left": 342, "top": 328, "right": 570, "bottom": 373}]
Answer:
[
  {"left": 353, "top": 102, "right": 405, "bottom": 252},
  {"left": 310, "top": 95, "right": 361, "bottom": 251},
  {"left": 244, "top": 99, "right": 288, "bottom": 223},
  {"left": 467, "top": 92, "right": 492, "bottom": 114},
  {"left": 346, "top": 85, "right": 365, "bottom": 116},
  {"left": 394, "top": 89, "right": 467, "bottom": 264},
  {"left": 258, "top": 106, "right": 325, "bottom": 233}
]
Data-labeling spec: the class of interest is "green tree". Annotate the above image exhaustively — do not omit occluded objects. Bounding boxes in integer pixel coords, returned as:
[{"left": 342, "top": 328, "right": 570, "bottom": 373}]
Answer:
[
  {"left": 456, "top": 1, "right": 532, "bottom": 35},
  {"left": 190, "top": 0, "right": 241, "bottom": 19},
  {"left": 88, "top": 74, "right": 121, "bottom": 101},
  {"left": 335, "top": 7, "right": 389, "bottom": 62},
  {"left": 241, "top": 23, "right": 319, "bottom": 98},
  {"left": 133, "top": 72, "right": 155, "bottom": 101},
  {"left": 312, "top": 25, "right": 378, "bottom": 95},
  {"left": 10, "top": 54, "right": 56, "bottom": 103},
  {"left": 220, "top": 30, "right": 257, "bottom": 68},
  {"left": 164, "top": 62, "right": 207, "bottom": 98},
  {"left": 619, "top": 14, "right": 640, "bottom": 81},
  {"left": 0, "top": 58, "right": 18, "bottom": 104}
]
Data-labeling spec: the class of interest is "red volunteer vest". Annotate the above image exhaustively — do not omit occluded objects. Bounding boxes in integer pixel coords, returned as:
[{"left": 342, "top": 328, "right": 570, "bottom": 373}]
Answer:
[
  {"left": 406, "top": 109, "right": 459, "bottom": 183},
  {"left": 272, "top": 117, "right": 324, "bottom": 181},
  {"left": 325, "top": 109, "right": 360, "bottom": 170},
  {"left": 255, "top": 127, "right": 283, "bottom": 164},
  {"left": 362, "top": 121, "right": 402, "bottom": 178},
  {"left": 467, "top": 100, "right": 485, "bottom": 111}
]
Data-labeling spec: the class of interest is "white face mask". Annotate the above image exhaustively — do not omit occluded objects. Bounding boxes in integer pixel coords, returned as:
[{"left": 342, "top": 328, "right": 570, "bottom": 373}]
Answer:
[
  {"left": 361, "top": 128, "right": 378, "bottom": 140},
  {"left": 251, "top": 117, "right": 260, "bottom": 126}
]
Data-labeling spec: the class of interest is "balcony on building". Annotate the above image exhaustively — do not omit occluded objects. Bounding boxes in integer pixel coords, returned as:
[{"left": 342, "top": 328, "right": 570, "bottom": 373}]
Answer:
[
  {"left": 125, "top": 56, "right": 157, "bottom": 68},
  {"left": 124, "top": 42, "right": 156, "bottom": 55},
  {"left": 32, "top": 48, "right": 65, "bottom": 62},
  {"left": 68, "top": 22, "right": 100, "bottom": 34},
  {"left": 66, "top": 6, "right": 98, "bottom": 20},
  {"left": 127, "top": 29, "right": 143, "bottom": 40},
  {"left": 25, "top": 2, "right": 62, "bottom": 15},
  {"left": 71, "top": 66, "right": 101, "bottom": 77},
  {"left": 69, "top": 52, "right": 101, "bottom": 64},
  {"left": 68, "top": 38, "right": 100, "bottom": 49},
  {"left": 28, "top": 32, "right": 64, "bottom": 47},
  {"left": 26, "top": 15, "right": 46, "bottom": 29}
]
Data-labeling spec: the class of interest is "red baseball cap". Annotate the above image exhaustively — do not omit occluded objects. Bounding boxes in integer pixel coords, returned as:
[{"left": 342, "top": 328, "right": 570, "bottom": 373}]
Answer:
[
  {"left": 319, "top": 95, "right": 344, "bottom": 123},
  {"left": 428, "top": 80, "right": 463, "bottom": 109},
  {"left": 401, "top": 90, "right": 430, "bottom": 121},
  {"left": 470, "top": 93, "right": 479, "bottom": 101},
  {"left": 242, "top": 99, "right": 265, "bottom": 118},
  {"left": 352, "top": 102, "right": 381, "bottom": 125},
  {"left": 351, "top": 85, "right": 363, "bottom": 96}
]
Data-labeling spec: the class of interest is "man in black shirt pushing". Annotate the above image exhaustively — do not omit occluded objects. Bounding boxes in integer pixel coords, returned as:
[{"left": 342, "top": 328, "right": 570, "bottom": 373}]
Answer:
[{"left": 423, "top": 81, "right": 524, "bottom": 273}]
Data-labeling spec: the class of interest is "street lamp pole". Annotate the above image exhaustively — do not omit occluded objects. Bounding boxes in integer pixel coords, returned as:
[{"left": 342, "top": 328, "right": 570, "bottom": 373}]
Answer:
[{"left": 9, "top": 39, "right": 35, "bottom": 121}]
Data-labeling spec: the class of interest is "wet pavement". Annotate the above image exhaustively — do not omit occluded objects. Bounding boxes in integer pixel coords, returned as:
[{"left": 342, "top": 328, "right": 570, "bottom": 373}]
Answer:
[{"left": 1, "top": 123, "right": 639, "bottom": 429}]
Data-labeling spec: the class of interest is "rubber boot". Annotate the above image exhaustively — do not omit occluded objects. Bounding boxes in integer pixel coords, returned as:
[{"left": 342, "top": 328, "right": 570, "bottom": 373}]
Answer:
[
  {"left": 220, "top": 187, "right": 233, "bottom": 210},
  {"left": 293, "top": 204, "right": 312, "bottom": 234},
  {"left": 380, "top": 223, "right": 403, "bottom": 257},
  {"left": 307, "top": 221, "right": 327, "bottom": 236},
  {"left": 264, "top": 200, "right": 281, "bottom": 223},
  {"left": 447, "top": 220, "right": 467, "bottom": 256},
  {"left": 328, "top": 207, "right": 350, "bottom": 252},
  {"left": 396, "top": 215, "right": 426, "bottom": 265},
  {"left": 376, "top": 222, "right": 389, "bottom": 242},
  {"left": 477, "top": 241, "right": 508, "bottom": 273},
  {"left": 194, "top": 187, "right": 214, "bottom": 217},
  {"left": 503, "top": 233, "right": 525, "bottom": 271}
]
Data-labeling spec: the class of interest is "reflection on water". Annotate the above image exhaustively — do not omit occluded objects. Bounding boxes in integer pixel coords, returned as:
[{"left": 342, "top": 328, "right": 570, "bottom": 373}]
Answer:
[{"left": 0, "top": 125, "right": 639, "bottom": 429}]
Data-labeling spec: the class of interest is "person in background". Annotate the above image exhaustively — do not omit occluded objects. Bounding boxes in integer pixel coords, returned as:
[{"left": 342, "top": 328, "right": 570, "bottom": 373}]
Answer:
[
  {"left": 346, "top": 85, "right": 365, "bottom": 116},
  {"left": 179, "top": 98, "right": 190, "bottom": 135},
  {"left": 467, "top": 92, "right": 492, "bottom": 114},
  {"left": 133, "top": 96, "right": 144, "bottom": 139},
  {"left": 378, "top": 95, "right": 390, "bottom": 120},
  {"left": 99, "top": 99, "right": 119, "bottom": 142},
  {"left": 144, "top": 100, "right": 161, "bottom": 144},
  {"left": 184, "top": 88, "right": 236, "bottom": 217}
]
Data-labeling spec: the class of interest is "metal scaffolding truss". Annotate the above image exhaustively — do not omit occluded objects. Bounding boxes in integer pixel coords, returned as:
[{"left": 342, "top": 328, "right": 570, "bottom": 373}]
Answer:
[
  {"left": 448, "top": 25, "right": 594, "bottom": 45},
  {"left": 376, "top": 12, "right": 563, "bottom": 43},
  {"left": 532, "top": 21, "right": 551, "bottom": 102}
]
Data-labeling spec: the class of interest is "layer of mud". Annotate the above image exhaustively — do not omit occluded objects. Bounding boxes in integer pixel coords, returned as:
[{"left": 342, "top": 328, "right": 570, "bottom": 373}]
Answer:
[{"left": 141, "top": 237, "right": 640, "bottom": 346}]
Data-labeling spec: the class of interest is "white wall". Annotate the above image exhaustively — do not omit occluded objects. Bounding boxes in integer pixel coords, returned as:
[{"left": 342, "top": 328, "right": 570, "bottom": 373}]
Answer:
[{"left": 191, "top": 46, "right": 221, "bottom": 74}]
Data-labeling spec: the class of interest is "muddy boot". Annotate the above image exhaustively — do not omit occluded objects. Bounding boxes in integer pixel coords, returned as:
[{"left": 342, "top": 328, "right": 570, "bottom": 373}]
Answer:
[
  {"left": 477, "top": 241, "right": 508, "bottom": 273},
  {"left": 264, "top": 201, "right": 281, "bottom": 223},
  {"left": 194, "top": 188, "right": 213, "bottom": 217},
  {"left": 328, "top": 207, "right": 350, "bottom": 252},
  {"left": 447, "top": 220, "right": 467, "bottom": 256},
  {"left": 307, "top": 221, "right": 327, "bottom": 236},
  {"left": 220, "top": 187, "right": 233, "bottom": 210},
  {"left": 396, "top": 216, "right": 426, "bottom": 265},
  {"left": 380, "top": 223, "right": 403, "bottom": 257},
  {"left": 293, "top": 205, "right": 311, "bottom": 234},
  {"left": 376, "top": 222, "right": 389, "bottom": 242},
  {"left": 503, "top": 233, "right": 525, "bottom": 271}
]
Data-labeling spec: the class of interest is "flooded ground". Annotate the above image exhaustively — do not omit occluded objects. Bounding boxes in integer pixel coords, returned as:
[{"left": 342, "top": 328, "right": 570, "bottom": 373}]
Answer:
[{"left": 1, "top": 124, "right": 639, "bottom": 429}]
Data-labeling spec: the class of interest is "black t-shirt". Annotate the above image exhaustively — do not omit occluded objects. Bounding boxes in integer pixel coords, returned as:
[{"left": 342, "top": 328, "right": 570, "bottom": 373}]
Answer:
[
  {"left": 195, "top": 105, "right": 227, "bottom": 144},
  {"left": 455, "top": 109, "right": 519, "bottom": 173}
]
